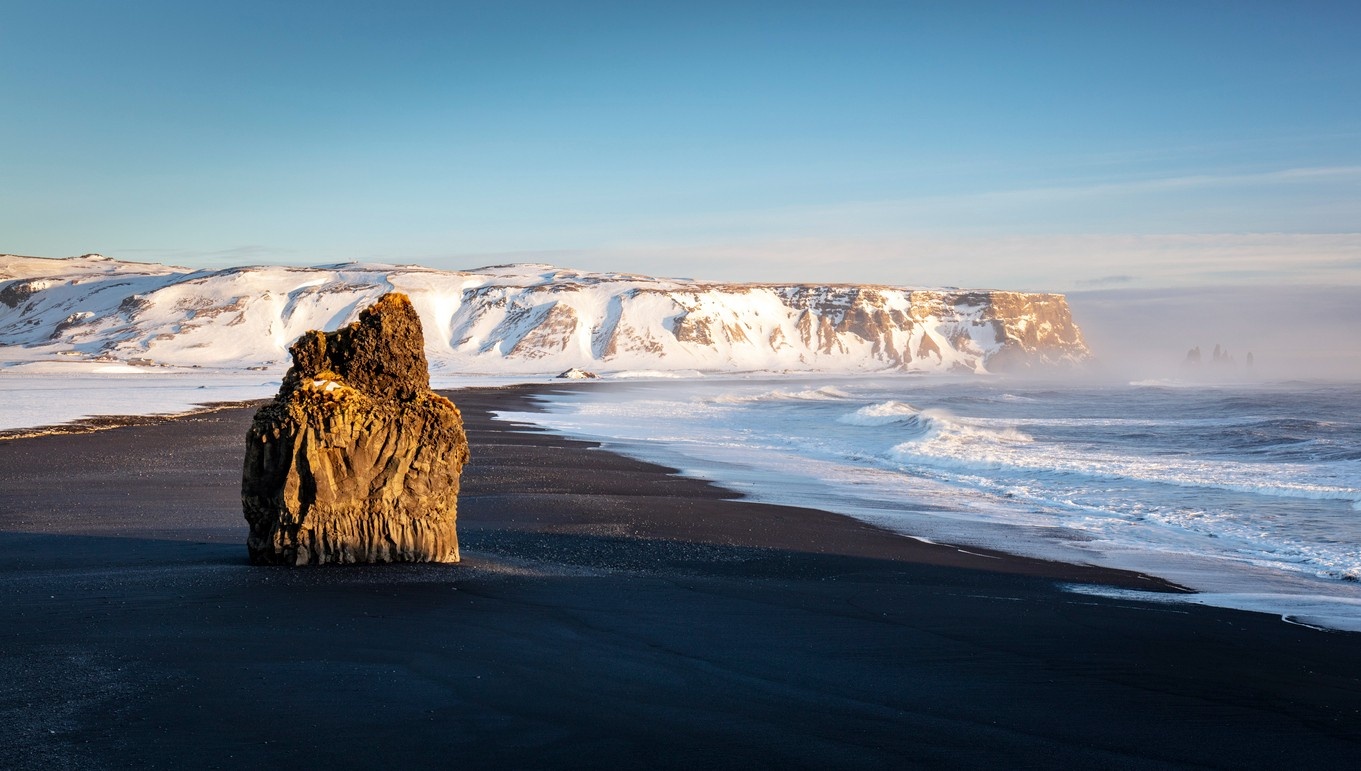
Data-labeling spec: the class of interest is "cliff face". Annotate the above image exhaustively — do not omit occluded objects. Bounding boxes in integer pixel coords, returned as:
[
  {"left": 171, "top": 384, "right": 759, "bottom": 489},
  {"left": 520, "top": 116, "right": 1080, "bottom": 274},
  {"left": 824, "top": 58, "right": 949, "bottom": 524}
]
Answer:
[{"left": 0, "top": 255, "right": 1089, "bottom": 374}]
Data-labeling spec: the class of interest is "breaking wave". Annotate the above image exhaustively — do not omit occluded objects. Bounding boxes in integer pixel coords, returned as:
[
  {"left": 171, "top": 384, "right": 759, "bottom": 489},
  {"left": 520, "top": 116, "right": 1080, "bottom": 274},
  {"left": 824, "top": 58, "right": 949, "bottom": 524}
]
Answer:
[
  {"left": 710, "top": 385, "right": 851, "bottom": 404},
  {"left": 883, "top": 416, "right": 1359, "bottom": 508},
  {"left": 841, "top": 401, "right": 1032, "bottom": 450},
  {"left": 837, "top": 400, "right": 921, "bottom": 426}
]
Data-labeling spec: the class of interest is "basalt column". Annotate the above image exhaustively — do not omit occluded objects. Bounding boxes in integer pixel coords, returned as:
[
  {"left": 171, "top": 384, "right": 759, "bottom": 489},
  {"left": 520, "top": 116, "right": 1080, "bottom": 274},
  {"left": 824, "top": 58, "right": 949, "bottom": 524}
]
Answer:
[{"left": 242, "top": 293, "right": 470, "bottom": 565}]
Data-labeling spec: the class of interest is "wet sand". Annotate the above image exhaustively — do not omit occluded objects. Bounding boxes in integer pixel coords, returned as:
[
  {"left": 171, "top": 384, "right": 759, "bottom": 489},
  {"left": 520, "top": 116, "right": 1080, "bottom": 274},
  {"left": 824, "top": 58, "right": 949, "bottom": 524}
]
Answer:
[{"left": 2, "top": 383, "right": 1359, "bottom": 768}]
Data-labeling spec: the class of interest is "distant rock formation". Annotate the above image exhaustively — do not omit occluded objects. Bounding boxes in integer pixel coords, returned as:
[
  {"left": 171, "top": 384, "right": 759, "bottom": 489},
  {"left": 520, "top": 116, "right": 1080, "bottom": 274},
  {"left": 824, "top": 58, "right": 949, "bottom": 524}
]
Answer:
[
  {"left": 557, "top": 367, "right": 599, "bottom": 379},
  {"left": 1184, "top": 343, "right": 1253, "bottom": 372},
  {"left": 241, "top": 293, "right": 470, "bottom": 565}
]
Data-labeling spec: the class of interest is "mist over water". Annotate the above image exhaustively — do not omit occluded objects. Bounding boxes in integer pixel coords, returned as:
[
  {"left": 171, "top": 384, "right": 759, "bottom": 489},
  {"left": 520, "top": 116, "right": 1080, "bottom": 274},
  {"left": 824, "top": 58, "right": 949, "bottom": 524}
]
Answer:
[{"left": 1066, "top": 284, "right": 1361, "bottom": 383}]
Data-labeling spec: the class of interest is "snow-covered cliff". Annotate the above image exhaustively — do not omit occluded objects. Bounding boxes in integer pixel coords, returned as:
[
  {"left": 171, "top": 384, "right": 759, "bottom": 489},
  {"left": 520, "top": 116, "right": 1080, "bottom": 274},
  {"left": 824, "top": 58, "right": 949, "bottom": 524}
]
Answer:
[{"left": 0, "top": 254, "right": 1089, "bottom": 375}]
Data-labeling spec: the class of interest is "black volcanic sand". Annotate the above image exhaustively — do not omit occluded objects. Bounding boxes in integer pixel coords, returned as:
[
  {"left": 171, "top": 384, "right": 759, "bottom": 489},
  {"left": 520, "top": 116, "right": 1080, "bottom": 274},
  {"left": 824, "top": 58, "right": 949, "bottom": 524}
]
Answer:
[{"left": 2, "top": 384, "right": 1359, "bottom": 769}]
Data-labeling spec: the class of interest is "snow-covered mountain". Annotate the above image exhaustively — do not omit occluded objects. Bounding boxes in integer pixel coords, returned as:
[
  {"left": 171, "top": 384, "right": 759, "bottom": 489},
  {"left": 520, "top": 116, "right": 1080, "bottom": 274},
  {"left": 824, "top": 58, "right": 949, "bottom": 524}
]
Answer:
[{"left": 0, "top": 254, "right": 1089, "bottom": 375}]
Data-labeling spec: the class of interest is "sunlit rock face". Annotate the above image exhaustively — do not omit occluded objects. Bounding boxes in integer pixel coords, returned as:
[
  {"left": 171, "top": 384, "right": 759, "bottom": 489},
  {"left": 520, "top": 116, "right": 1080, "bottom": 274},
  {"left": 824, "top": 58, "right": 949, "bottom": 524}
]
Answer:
[{"left": 241, "top": 293, "right": 470, "bottom": 565}]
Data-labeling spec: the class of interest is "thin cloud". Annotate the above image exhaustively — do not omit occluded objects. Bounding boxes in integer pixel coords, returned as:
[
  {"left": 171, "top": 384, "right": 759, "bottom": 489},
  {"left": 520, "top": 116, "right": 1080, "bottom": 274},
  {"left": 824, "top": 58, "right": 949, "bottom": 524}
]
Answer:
[
  {"left": 801, "top": 165, "right": 1361, "bottom": 217},
  {"left": 1076, "top": 275, "right": 1137, "bottom": 287},
  {"left": 592, "top": 164, "right": 1361, "bottom": 247},
  {"left": 112, "top": 245, "right": 303, "bottom": 267},
  {"left": 569, "top": 232, "right": 1361, "bottom": 290}
]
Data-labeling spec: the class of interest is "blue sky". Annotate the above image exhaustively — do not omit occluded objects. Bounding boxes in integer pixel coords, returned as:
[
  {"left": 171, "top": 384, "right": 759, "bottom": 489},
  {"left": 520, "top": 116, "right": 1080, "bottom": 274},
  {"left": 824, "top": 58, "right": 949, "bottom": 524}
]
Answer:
[{"left": 3, "top": 0, "right": 1359, "bottom": 290}]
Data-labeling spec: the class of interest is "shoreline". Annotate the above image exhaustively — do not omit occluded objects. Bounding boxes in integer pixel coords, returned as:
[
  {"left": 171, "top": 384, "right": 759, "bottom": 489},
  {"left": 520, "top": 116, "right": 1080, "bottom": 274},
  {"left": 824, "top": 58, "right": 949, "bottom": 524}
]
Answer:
[
  {"left": 0, "top": 399, "right": 267, "bottom": 441},
  {"left": 2, "top": 382, "right": 1360, "bottom": 766},
  {"left": 0, "top": 382, "right": 1187, "bottom": 592},
  {"left": 462, "top": 383, "right": 1192, "bottom": 593}
]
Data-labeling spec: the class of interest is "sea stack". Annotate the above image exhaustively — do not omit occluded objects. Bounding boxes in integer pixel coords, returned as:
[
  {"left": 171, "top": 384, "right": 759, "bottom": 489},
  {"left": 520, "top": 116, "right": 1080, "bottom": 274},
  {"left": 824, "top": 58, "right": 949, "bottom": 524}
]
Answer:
[{"left": 241, "top": 293, "right": 470, "bottom": 565}]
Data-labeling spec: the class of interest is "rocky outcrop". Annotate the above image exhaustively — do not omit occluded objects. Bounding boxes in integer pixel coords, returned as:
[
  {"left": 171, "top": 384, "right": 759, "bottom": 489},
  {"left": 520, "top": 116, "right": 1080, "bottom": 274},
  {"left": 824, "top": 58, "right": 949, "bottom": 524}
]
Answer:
[
  {"left": 241, "top": 293, "right": 470, "bottom": 565},
  {"left": 557, "top": 367, "right": 599, "bottom": 379}
]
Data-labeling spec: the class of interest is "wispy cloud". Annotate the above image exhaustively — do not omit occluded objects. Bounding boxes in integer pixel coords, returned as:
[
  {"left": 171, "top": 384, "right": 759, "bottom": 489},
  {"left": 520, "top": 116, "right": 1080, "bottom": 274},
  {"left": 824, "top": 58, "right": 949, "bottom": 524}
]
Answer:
[
  {"left": 731, "top": 165, "right": 1361, "bottom": 230},
  {"left": 112, "top": 244, "right": 306, "bottom": 267},
  {"left": 949, "top": 166, "right": 1361, "bottom": 217},
  {"left": 532, "top": 164, "right": 1350, "bottom": 253},
  {"left": 440, "top": 232, "right": 1361, "bottom": 291},
  {"left": 1076, "top": 274, "right": 1137, "bottom": 287}
]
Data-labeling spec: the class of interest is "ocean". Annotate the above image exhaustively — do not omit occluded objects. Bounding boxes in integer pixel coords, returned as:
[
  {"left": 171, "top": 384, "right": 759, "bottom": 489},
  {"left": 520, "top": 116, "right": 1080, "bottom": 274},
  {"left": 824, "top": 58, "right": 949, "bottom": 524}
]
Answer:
[{"left": 500, "top": 377, "right": 1361, "bottom": 631}]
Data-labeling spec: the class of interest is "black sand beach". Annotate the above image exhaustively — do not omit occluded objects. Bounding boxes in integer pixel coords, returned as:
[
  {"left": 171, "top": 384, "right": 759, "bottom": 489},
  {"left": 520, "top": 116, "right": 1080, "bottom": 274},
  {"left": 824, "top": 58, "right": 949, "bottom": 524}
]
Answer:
[{"left": 2, "top": 383, "right": 1360, "bottom": 768}]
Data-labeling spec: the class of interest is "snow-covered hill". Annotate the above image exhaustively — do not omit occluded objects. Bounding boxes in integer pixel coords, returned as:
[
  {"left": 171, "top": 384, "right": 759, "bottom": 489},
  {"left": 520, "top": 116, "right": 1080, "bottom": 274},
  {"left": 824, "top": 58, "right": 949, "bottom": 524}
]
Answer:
[{"left": 0, "top": 254, "right": 1089, "bottom": 375}]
